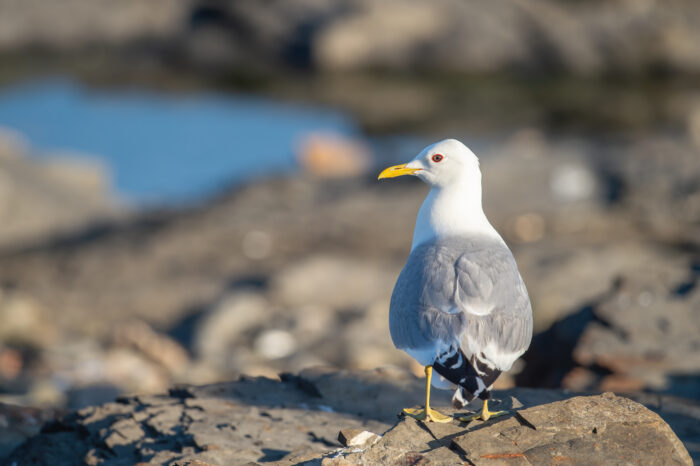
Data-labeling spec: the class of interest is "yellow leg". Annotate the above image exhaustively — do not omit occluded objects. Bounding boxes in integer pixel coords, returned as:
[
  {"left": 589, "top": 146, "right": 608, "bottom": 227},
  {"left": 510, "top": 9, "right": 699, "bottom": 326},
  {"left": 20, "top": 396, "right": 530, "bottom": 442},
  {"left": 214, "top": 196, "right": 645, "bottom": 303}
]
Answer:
[
  {"left": 456, "top": 399, "right": 507, "bottom": 422},
  {"left": 402, "top": 366, "right": 452, "bottom": 423}
]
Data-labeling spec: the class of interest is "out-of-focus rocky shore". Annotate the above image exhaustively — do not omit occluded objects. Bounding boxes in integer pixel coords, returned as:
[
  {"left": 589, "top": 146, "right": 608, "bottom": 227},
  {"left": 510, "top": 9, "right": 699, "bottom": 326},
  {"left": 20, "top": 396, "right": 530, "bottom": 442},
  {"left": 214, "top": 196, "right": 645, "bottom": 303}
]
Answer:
[
  {"left": 2, "top": 0, "right": 700, "bottom": 77},
  {"left": 0, "top": 129, "right": 121, "bottom": 250},
  {"left": 0, "top": 123, "right": 698, "bottom": 422},
  {"left": 1, "top": 1, "right": 699, "bottom": 463}
]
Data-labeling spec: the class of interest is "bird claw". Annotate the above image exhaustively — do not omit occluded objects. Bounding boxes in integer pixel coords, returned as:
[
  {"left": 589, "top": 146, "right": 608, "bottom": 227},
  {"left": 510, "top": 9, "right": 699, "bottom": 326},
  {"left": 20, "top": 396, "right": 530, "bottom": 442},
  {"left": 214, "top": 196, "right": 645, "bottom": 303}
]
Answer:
[
  {"left": 456, "top": 409, "right": 508, "bottom": 422},
  {"left": 402, "top": 406, "right": 453, "bottom": 423}
]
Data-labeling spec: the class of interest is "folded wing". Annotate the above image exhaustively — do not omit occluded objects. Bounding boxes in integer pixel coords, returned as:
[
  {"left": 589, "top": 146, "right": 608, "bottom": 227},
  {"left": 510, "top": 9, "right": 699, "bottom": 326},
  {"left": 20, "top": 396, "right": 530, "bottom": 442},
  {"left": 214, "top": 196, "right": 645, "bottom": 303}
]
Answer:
[{"left": 389, "top": 236, "right": 532, "bottom": 400}]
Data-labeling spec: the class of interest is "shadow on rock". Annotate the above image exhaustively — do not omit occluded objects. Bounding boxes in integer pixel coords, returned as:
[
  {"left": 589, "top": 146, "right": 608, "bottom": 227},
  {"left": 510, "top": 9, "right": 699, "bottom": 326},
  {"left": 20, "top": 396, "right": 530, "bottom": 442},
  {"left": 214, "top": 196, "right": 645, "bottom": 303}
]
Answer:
[{"left": 3, "top": 369, "right": 697, "bottom": 466}]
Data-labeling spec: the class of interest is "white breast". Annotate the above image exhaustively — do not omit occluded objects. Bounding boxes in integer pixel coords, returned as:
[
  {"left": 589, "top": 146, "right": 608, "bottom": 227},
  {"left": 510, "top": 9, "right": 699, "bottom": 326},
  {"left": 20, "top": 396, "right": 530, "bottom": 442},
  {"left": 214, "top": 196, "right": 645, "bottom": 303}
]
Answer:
[{"left": 411, "top": 185, "right": 501, "bottom": 251}]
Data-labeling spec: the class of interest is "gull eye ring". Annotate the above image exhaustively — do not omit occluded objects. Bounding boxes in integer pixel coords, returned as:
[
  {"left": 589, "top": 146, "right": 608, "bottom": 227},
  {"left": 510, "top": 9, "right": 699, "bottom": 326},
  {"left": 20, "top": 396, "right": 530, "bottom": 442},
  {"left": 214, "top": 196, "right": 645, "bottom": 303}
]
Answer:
[{"left": 431, "top": 154, "right": 444, "bottom": 163}]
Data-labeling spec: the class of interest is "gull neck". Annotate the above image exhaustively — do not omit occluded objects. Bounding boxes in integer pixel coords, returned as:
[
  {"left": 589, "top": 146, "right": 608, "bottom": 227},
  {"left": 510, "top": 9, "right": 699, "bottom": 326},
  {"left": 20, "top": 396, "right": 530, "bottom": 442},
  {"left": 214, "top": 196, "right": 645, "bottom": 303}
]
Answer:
[{"left": 411, "top": 182, "right": 501, "bottom": 251}]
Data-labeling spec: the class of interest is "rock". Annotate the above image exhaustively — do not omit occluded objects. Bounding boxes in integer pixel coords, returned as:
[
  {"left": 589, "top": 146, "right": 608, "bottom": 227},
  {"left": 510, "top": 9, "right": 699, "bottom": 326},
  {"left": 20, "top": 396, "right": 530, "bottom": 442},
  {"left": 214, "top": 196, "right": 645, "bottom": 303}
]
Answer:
[
  {"left": 599, "top": 136, "right": 700, "bottom": 243},
  {"left": 267, "top": 0, "right": 700, "bottom": 76},
  {"left": 0, "top": 347, "right": 22, "bottom": 380},
  {"left": 337, "top": 428, "right": 380, "bottom": 448},
  {"left": 0, "top": 0, "right": 187, "bottom": 51},
  {"left": 3, "top": 369, "right": 698, "bottom": 464},
  {"left": 270, "top": 254, "right": 396, "bottom": 310},
  {"left": 510, "top": 394, "right": 688, "bottom": 463},
  {"left": 111, "top": 320, "right": 190, "bottom": 376},
  {"left": 3, "top": 0, "right": 700, "bottom": 77},
  {"left": 254, "top": 329, "right": 297, "bottom": 360},
  {"left": 104, "top": 418, "right": 145, "bottom": 450},
  {"left": 521, "top": 256, "right": 700, "bottom": 401},
  {"left": 296, "top": 133, "right": 372, "bottom": 178},
  {"left": 193, "top": 292, "right": 270, "bottom": 364},
  {"left": 241, "top": 230, "right": 273, "bottom": 261},
  {"left": 35, "top": 340, "right": 172, "bottom": 410},
  {"left": 516, "top": 240, "right": 689, "bottom": 333},
  {"left": 4, "top": 369, "right": 396, "bottom": 465},
  {"left": 0, "top": 290, "right": 57, "bottom": 347},
  {"left": 572, "top": 267, "right": 700, "bottom": 394},
  {"left": 549, "top": 162, "right": 597, "bottom": 203},
  {"left": 0, "top": 128, "right": 119, "bottom": 249},
  {"left": 320, "top": 392, "right": 693, "bottom": 466},
  {"left": 0, "top": 403, "right": 63, "bottom": 461},
  {"left": 338, "top": 416, "right": 462, "bottom": 465}
]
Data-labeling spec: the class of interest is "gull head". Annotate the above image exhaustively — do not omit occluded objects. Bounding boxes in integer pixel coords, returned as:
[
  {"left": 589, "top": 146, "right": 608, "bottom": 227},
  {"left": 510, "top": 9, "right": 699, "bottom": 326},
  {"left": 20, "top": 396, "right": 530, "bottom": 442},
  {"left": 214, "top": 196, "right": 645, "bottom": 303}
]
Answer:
[{"left": 378, "top": 139, "right": 481, "bottom": 189}]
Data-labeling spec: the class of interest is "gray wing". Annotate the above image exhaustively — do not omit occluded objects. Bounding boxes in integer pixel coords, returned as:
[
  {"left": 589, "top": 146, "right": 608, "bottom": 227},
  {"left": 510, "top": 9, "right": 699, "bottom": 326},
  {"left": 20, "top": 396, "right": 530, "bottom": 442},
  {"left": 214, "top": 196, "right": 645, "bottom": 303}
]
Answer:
[{"left": 389, "top": 235, "right": 533, "bottom": 369}]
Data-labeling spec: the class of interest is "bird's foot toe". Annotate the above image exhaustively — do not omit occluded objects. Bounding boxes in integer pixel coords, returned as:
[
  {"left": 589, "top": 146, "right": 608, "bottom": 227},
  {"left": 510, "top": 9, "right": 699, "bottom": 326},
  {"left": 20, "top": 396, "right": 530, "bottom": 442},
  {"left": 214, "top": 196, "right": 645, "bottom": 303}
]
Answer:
[
  {"left": 402, "top": 406, "right": 452, "bottom": 423},
  {"left": 457, "top": 409, "right": 508, "bottom": 422}
]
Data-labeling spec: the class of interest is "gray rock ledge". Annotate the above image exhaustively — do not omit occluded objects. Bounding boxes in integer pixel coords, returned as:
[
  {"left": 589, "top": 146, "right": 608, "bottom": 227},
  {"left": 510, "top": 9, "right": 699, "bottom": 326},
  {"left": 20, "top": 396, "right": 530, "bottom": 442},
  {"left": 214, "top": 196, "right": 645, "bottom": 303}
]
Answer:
[{"left": 2, "top": 367, "right": 695, "bottom": 465}]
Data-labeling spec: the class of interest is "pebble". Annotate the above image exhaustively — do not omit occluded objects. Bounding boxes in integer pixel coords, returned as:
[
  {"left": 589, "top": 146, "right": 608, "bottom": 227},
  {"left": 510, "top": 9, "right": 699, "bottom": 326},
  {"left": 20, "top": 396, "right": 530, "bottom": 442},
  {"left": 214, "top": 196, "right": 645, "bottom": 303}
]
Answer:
[
  {"left": 338, "top": 428, "right": 380, "bottom": 447},
  {"left": 254, "top": 329, "right": 297, "bottom": 359}
]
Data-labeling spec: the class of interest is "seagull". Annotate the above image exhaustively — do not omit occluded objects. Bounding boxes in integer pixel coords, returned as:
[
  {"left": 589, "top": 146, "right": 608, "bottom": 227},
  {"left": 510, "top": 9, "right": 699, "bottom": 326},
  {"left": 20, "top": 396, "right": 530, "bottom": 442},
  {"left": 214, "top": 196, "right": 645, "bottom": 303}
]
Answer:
[{"left": 378, "top": 139, "right": 533, "bottom": 423}]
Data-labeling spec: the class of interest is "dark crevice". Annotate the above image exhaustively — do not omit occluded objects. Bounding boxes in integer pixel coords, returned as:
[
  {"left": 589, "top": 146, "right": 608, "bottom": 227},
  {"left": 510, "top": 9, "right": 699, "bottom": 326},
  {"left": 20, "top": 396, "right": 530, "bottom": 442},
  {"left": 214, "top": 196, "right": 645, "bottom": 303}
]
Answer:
[
  {"left": 413, "top": 420, "right": 469, "bottom": 463},
  {"left": 514, "top": 412, "right": 537, "bottom": 431},
  {"left": 447, "top": 438, "right": 476, "bottom": 466}
]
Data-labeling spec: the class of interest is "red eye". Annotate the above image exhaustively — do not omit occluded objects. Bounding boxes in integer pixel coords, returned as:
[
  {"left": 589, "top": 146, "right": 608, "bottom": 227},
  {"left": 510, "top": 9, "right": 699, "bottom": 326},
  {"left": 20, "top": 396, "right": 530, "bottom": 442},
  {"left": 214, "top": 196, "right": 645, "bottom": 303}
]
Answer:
[{"left": 431, "top": 154, "right": 444, "bottom": 163}]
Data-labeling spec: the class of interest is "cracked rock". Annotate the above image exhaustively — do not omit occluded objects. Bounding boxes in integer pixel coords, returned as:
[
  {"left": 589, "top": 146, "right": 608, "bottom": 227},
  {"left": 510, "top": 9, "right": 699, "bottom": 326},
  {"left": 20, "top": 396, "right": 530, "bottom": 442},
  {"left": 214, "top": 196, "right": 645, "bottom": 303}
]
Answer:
[{"left": 2, "top": 369, "right": 696, "bottom": 465}]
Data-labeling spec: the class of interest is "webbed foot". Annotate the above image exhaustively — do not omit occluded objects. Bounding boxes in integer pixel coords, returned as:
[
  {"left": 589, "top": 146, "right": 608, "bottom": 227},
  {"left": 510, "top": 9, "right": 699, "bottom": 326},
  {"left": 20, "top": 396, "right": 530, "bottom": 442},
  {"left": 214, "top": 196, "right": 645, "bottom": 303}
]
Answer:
[{"left": 403, "top": 406, "right": 453, "bottom": 423}]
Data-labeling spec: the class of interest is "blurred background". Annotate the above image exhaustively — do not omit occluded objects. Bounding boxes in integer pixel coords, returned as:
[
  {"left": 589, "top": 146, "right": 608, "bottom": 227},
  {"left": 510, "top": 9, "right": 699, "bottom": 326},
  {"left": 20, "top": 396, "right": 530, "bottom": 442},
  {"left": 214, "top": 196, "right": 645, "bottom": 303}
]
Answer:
[{"left": 0, "top": 0, "right": 698, "bottom": 419}]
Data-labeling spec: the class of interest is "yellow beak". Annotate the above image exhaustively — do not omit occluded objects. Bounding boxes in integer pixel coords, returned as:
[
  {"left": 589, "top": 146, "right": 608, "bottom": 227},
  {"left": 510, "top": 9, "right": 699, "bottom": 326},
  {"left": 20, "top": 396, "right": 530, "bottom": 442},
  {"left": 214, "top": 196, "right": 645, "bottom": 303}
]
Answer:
[{"left": 377, "top": 163, "right": 421, "bottom": 180}]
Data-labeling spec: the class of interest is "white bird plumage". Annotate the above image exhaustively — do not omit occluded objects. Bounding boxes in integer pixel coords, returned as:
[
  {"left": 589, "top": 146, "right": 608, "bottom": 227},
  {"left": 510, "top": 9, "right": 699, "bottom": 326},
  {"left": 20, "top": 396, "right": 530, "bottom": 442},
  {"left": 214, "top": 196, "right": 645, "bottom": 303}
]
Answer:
[{"left": 406, "top": 139, "right": 502, "bottom": 250}]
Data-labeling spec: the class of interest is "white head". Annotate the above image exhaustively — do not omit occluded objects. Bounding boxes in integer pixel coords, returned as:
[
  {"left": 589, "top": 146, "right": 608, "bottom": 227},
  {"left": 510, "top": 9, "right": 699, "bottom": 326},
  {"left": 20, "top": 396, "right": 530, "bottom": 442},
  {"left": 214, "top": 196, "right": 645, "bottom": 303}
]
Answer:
[
  {"left": 379, "top": 139, "right": 499, "bottom": 247},
  {"left": 378, "top": 138, "right": 481, "bottom": 189}
]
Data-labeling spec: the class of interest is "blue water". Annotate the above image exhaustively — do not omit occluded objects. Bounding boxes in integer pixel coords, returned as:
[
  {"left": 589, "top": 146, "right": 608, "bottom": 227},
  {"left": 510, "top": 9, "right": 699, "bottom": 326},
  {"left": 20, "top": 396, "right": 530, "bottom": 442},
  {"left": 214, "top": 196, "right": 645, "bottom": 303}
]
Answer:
[{"left": 0, "top": 79, "right": 359, "bottom": 204}]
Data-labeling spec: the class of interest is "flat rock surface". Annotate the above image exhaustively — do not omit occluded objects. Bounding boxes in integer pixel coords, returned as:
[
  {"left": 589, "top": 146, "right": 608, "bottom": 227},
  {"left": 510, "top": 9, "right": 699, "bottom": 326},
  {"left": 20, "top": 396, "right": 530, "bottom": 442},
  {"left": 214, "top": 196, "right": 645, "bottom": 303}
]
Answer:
[
  {"left": 3, "top": 369, "right": 696, "bottom": 465},
  {"left": 324, "top": 393, "right": 691, "bottom": 466}
]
